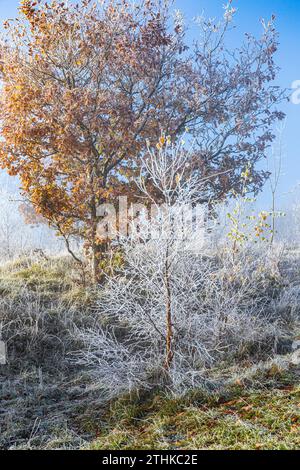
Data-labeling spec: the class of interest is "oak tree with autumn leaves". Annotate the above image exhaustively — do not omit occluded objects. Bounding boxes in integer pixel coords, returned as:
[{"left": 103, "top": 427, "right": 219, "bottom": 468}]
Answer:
[{"left": 0, "top": 0, "right": 285, "bottom": 281}]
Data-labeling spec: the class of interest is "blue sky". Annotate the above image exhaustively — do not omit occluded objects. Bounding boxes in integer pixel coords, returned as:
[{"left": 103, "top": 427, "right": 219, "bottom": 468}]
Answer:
[
  {"left": 0, "top": 0, "right": 299, "bottom": 208},
  {"left": 173, "top": 0, "right": 300, "bottom": 207}
]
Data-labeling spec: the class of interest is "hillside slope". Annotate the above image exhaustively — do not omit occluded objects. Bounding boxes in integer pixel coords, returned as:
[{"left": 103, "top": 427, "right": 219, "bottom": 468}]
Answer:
[{"left": 0, "top": 255, "right": 299, "bottom": 450}]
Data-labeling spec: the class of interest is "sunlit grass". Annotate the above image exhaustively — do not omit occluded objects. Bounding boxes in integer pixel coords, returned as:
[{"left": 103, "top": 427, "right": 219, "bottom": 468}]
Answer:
[{"left": 89, "top": 383, "right": 300, "bottom": 450}]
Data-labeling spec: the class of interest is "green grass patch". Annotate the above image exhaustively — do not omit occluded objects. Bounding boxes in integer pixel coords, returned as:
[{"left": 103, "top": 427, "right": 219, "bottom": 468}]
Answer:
[
  {"left": 0, "top": 255, "right": 97, "bottom": 303},
  {"left": 89, "top": 383, "right": 300, "bottom": 450}
]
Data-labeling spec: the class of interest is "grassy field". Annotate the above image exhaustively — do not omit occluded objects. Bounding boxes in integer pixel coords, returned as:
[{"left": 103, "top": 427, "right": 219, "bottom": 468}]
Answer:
[
  {"left": 89, "top": 379, "right": 300, "bottom": 450},
  {"left": 0, "top": 256, "right": 299, "bottom": 450}
]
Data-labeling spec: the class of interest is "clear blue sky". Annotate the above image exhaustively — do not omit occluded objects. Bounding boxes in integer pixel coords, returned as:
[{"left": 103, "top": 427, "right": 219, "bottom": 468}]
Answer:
[
  {"left": 173, "top": 0, "right": 300, "bottom": 207},
  {"left": 0, "top": 0, "right": 299, "bottom": 208}
]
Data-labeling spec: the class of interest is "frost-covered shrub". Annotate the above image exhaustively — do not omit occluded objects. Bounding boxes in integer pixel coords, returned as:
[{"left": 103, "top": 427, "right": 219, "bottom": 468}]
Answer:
[
  {"left": 77, "top": 243, "right": 289, "bottom": 396},
  {"left": 74, "top": 142, "right": 299, "bottom": 397}
]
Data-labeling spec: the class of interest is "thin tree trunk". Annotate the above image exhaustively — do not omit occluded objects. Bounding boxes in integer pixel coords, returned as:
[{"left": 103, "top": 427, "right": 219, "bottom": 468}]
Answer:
[
  {"left": 91, "top": 243, "right": 100, "bottom": 284},
  {"left": 91, "top": 236, "right": 108, "bottom": 284},
  {"left": 90, "top": 192, "right": 102, "bottom": 284},
  {"left": 91, "top": 231, "right": 105, "bottom": 284},
  {"left": 270, "top": 191, "right": 275, "bottom": 245},
  {"left": 164, "top": 251, "right": 173, "bottom": 370}
]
